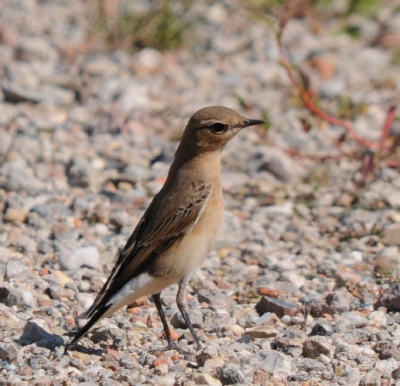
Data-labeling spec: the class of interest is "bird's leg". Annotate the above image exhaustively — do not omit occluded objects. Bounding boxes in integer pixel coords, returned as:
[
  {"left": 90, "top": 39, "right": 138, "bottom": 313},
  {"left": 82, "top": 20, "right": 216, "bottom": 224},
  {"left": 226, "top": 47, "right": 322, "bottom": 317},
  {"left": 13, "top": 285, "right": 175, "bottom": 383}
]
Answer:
[
  {"left": 177, "top": 281, "right": 202, "bottom": 349},
  {"left": 152, "top": 293, "right": 184, "bottom": 353}
]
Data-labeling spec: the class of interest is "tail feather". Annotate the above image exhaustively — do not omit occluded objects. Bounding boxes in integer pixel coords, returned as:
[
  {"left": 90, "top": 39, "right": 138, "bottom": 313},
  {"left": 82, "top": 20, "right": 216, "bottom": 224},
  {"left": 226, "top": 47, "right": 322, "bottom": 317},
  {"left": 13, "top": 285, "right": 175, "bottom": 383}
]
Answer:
[{"left": 67, "top": 303, "right": 111, "bottom": 350}]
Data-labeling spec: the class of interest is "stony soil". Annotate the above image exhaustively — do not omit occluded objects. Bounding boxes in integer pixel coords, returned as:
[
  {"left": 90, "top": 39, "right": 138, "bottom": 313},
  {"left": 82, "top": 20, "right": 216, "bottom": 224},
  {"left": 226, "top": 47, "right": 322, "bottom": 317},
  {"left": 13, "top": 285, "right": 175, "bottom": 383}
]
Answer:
[{"left": 1, "top": 1, "right": 400, "bottom": 385}]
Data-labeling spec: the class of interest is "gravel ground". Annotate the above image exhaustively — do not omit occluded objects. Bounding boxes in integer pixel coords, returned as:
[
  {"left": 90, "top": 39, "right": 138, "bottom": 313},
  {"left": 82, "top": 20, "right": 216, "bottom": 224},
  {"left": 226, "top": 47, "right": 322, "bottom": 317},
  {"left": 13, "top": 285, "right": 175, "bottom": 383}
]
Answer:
[{"left": 1, "top": 1, "right": 400, "bottom": 385}]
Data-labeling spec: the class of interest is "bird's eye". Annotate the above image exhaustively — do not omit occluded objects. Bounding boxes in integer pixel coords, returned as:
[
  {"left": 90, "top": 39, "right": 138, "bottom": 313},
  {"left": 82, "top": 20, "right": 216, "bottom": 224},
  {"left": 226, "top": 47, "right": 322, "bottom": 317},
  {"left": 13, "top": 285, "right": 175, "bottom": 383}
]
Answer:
[{"left": 211, "top": 123, "right": 226, "bottom": 134}]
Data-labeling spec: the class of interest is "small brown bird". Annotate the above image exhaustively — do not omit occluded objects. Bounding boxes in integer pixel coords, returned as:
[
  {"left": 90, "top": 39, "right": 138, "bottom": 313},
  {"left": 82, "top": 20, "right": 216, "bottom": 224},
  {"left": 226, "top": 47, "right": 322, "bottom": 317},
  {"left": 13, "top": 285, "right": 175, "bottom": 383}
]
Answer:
[{"left": 67, "top": 106, "right": 264, "bottom": 352}]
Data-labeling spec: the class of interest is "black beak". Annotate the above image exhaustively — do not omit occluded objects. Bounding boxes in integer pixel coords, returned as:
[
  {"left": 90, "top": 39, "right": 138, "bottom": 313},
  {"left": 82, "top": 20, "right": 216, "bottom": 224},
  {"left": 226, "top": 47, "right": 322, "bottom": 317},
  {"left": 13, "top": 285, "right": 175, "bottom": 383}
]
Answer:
[{"left": 244, "top": 119, "right": 265, "bottom": 128}]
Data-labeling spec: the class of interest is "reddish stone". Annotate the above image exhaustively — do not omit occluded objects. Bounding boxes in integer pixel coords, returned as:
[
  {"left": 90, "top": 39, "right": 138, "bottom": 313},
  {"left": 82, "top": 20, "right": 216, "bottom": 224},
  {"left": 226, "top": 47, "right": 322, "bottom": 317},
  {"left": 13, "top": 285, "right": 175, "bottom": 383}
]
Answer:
[
  {"left": 37, "top": 298, "right": 53, "bottom": 308},
  {"left": 19, "top": 366, "right": 33, "bottom": 376},
  {"left": 64, "top": 316, "right": 76, "bottom": 327},
  {"left": 257, "top": 287, "right": 284, "bottom": 298},
  {"left": 39, "top": 268, "right": 50, "bottom": 276},
  {"left": 162, "top": 328, "right": 179, "bottom": 341},
  {"left": 153, "top": 357, "right": 168, "bottom": 367},
  {"left": 171, "top": 354, "right": 180, "bottom": 361}
]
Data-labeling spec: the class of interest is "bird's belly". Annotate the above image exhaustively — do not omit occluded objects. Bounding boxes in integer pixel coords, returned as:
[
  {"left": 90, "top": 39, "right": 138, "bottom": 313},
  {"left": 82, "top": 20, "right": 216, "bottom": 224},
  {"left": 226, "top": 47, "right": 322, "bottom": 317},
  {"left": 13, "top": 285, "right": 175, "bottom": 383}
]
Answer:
[{"left": 156, "top": 193, "right": 224, "bottom": 281}]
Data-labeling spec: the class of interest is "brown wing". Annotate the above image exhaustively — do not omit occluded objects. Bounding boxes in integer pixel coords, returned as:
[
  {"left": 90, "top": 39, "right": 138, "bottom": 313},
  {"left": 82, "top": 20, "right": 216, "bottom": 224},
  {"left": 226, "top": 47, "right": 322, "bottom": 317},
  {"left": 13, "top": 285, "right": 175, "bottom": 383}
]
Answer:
[{"left": 84, "top": 181, "right": 212, "bottom": 318}]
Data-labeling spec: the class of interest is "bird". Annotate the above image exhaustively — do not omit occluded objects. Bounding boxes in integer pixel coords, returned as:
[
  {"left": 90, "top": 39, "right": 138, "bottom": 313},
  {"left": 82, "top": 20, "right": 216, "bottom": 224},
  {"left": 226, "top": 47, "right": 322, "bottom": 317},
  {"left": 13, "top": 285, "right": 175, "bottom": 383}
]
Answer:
[{"left": 67, "top": 106, "right": 265, "bottom": 352}]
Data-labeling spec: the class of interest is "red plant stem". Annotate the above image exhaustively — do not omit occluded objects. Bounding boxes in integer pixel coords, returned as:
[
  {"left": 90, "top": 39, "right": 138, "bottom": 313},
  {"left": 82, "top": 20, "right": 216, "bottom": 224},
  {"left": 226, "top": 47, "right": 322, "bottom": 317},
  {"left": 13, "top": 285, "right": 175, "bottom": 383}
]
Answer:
[{"left": 375, "top": 105, "right": 397, "bottom": 163}]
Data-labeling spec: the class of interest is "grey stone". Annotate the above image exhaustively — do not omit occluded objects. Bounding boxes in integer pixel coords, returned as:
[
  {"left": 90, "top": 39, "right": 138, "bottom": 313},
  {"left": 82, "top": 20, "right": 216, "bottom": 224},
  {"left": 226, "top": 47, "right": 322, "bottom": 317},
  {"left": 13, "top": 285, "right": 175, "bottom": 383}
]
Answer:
[
  {"left": 256, "top": 350, "right": 291, "bottom": 378},
  {"left": 20, "top": 319, "right": 63, "bottom": 348},
  {"left": 0, "top": 342, "right": 18, "bottom": 362},
  {"left": 5, "top": 260, "right": 27, "bottom": 278},
  {"left": 90, "top": 324, "right": 127, "bottom": 344},
  {"left": 329, "top": 287, "right": 360, "bottom": 313},
  {"left": 171, "top": 309, "right": 203, "bottom": 329},
  {"left": 216, "top": 363, "right": 244, "bottom": 385},
  {"left": 66, "top": 156, "right": 92, "bottom": 188},
  {"left": 197, "top": 346, "right": 219, "bottom": 367},
  {"left": 375, "top": 283, "right": 400, "bottom": 312},
  {"left": 58, "top": 246, "right": 101, "bottom": 271},
  {"left": 15, "top": 37, "right": 58, "bottom": 62}
]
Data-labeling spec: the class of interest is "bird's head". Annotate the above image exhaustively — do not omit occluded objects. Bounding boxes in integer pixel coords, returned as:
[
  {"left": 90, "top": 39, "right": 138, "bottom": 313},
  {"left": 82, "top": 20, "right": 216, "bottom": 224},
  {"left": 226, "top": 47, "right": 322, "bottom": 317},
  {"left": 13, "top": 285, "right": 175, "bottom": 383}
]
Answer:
[{"left": 181, "top": 106, "right": 265, "bottom": 154}]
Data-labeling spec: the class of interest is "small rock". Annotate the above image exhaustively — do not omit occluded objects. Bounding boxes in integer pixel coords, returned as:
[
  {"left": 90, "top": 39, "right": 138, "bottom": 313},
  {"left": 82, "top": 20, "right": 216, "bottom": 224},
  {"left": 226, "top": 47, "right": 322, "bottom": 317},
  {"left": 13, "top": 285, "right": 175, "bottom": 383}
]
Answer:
[
  {"left": 153, "top": 357, "right": 168, "bottom": 368},
  {"left": 119, "top": 82, "right": 149, "bottom": 112},
  {"left": 367, "top": 310, "right": 386, "bottom": 327},
  {"left": 0, "top": 285, "right": 21, "bottom": 306},
  {"left": 263, "top": 202, "right": 293, "bottom": 217},
  {"left": 374, "top": 357, "right": 399, "bottom": 374},
  {"left": 244, "top": 324, "right": 278, "bottom": 339},
  {"left": 156, "top": 375, "right": 176, "bottom": 386},
  {"left": 5, "top": 260, "right": 27, "bottom": 279},
  {"left": 195, "top": 373, "right": 222, "bottom": 386},
  {"left": 66, "top": 156, "right": 92, "bottom": 188},
  {"left": 197, "top": 346, "right": 219, "bottom": 367},
  {"left": 375, "top": 283, "right": 400, "bottom": 312},
  {"left": 274, "top": 329, "right": 305, "bottom": 357},
  {"left": 154, "top": 363, "right": 169, "bottom": 376},
  {"left": 256, "top": 350, "right": 291, "bottom": 378},
  {"left": 255, "top": 296, "right": 299, "bottom": 317},
  {"left": 382, "top": 223, "right": 400, "bottom": 245},
  {"left": 392, "top": 367, "right": 400, "bottom": 380},
  {"left": 373, "top": 342, "right": 400, "bottom": 360},
  {"left": 34, "top": 378, "right": 52, "bottom": 386},
  {"left": 90, "top": 324, "right": 126, "bottom": 344},
  {"left": 3, "top": 208, "right": 27, "bottom": 223},
  {"left": 171, "top": 309, "right": 203, "bottom": 329},
  {"left": 309, "top": 323, "right": 334, "bottom": 336},
  {"left": 359, "top": 369, "right": 382, "bottom": 386},
  {"left": 0, "top": 342, "right": 18, "bottom": 362},
  {"left": 18, "top": 366, "right": 33, "bottom": 376},
  {"left": 58, "top": 246, "right": 101, "bottom": 271},
  {"left": 303, "top": 336, "right": 334, "bottom": 359},
  {"left": 197, "top": 289, "right": 236, "bottom": 306},
  {"left": 20, "top": 319, "right": 63, "bottom": 348},
  {"left": 216, "top": 363, "right": 244, "bottom": 385},
  {"left": 328, "top": 287, "right": 360, "bottom": 313},
  {"left": 255, "top": 312, "right": 280, "bottom": 326},
  {"left": 52, "top": 270, "right": 74, "bottom": 287},
  {"left": 318, "top": 78, "right": 345, "bottom": 98},
  {"left": 15, "top": 37, "right": 58, "bottom": 62}
]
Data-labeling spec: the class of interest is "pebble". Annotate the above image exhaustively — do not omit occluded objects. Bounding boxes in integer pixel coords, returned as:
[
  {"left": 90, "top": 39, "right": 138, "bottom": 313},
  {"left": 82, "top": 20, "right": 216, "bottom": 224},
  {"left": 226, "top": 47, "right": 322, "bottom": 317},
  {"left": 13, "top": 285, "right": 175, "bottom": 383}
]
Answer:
[
  {"left": 257, "top": 350, "right": 292, "bottom": 378},
  {"left": 382, "top": 223, "right": 400, "bottom": 245},
  {"left": 58, "top": 246, "right": 101, "bottom": 272},
  {"left": 255, "top": 296, "right": 299, "bottom": 318},
  {"left": 376, "top": 283, "right": 400, "bottom": 312},
  {"left": 244, "top": 324, "right": 279, "bottom": 339},
  {"left": 20, "top": 319, "right": 63, "bottom": 347},
  {"left": 3, "top": 208, "right": 27, "bottom": 223},
  {"left": 52, "top": 270, "right": 74, "bottom": 287},
  {"left": 216, "top": 363, "right": 245, "bottom": 385},
  {"left": 195, "top": 373, "right": 222, "bottom": 386},
  {"left": 302, "top": 336, "right": 334, "bottom": 359},
  {"left": 197, "top": 346, "right": 219, "bottom": 367}
]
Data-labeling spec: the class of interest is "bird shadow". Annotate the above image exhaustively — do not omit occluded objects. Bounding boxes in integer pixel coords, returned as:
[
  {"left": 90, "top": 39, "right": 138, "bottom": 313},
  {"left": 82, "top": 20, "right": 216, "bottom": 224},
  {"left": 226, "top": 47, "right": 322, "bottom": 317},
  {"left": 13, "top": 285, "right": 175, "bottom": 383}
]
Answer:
[
  {"left": 65, "top": 343, "right": 104, "bottom": 356},
  {"left": 18, "top": 324, "right": 64, "bottom": 350}
]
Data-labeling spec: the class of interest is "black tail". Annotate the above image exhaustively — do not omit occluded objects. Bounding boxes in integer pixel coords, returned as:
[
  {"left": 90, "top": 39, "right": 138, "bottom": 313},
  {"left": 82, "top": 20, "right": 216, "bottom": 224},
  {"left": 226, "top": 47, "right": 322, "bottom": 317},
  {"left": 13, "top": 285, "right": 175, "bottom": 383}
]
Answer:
[{"left": 66, "top": 303, "right": 111, "bottom": 350}]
